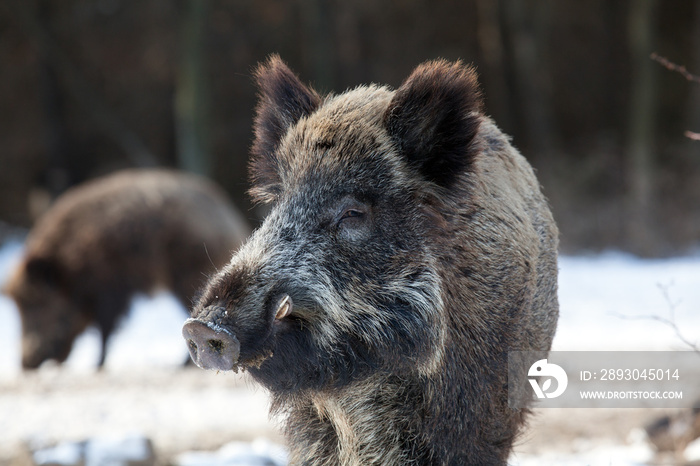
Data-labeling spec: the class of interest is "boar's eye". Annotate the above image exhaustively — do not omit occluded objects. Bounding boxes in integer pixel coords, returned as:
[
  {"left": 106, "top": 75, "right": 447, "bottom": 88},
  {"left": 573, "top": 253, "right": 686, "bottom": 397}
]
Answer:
[
  {"left": 337, "top": 208, "right": 367, "bottom": 233},
  {"left": 340, "top": 209, "right": 364, "bottom": 222},
  {"left": 334, "top": 200, "right": 370, "bottom": 236},
  {"left": 332, "top": 196, "right": 372, "bottom": 241}
]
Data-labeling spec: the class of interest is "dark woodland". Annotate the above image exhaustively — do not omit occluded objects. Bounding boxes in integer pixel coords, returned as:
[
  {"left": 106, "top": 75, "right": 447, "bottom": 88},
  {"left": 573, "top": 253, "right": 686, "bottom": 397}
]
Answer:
[{"left": 0, "top": 0, "right": 698, "bottom": 256}]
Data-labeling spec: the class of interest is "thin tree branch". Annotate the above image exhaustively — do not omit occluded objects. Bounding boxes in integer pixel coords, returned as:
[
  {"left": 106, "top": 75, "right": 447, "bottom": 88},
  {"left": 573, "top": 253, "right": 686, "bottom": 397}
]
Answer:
[
  {"left": 650, "top": 53, "right": 700, "bottom": 83},
  {"left": 609, "top": 282, "right": 699, "bottom": 352},
  {"left": 650, "top": 54, "right": 700, "bottom": 141},
  {"left": 684, "top": 131, "right": 700, "bottom": 141}
]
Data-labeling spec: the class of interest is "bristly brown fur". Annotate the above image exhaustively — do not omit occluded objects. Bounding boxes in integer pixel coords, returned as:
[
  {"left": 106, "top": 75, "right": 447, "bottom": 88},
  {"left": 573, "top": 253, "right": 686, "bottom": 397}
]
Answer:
[
  {"left": 189, "top": 57, "right": 559, "bottom": 465},
  {"left": 250, "top": 54, "right": 322, "bottom": 204},
  {"left": 7, "top": 169, "right": 250, "bottom": 368},
  {"left": 385, "top": 59, "right": 483, "bottom": 188}
]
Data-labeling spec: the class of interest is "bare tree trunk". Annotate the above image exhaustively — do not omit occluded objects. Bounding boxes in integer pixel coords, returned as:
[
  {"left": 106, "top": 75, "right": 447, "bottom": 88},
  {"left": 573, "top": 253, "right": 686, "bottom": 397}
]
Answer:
[
  {"left": 300, "top": 0, "right": 334, "bottom": 93},
  {"left": 625, "top": 0, "right": 657, "bottom": 255},
  {"left": 680, "top": 4, "right": 700, "bottom": 248},
  {"left": 175, "top": 0, "right": 211, "bottom": 176},
  {"left": 9, "top": 1, "right": 158, "bottom": 169},
  {"left": 36, "top": 1, "right": 71, "bottom": 198},
  {"left": 684, "top": 4, "right": 700, "bottom": 142},
  {"left": 501, "top": 0, "right": 558, "bottom": 161},
  {"left": 475, "top": 0, "right": 513, "bottom": 131}
]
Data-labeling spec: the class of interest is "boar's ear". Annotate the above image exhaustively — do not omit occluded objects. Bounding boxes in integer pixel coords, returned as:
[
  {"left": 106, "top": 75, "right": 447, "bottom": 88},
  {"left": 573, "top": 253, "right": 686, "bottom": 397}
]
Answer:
[
  {"left": 24, "top": 256, "right": 62, "bottom": 287},
  {"left": 384, "top": 59, "right": 483, "bottom": 188},
  {"left": 250, "top": 55, "right": 322, "bottom": 203}
]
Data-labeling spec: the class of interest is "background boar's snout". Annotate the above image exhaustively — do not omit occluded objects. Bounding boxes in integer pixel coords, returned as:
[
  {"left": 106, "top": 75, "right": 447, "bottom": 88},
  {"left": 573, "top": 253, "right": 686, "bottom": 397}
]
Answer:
[{"left": 182, "top": 319, "right": 240, "bottom": 372}]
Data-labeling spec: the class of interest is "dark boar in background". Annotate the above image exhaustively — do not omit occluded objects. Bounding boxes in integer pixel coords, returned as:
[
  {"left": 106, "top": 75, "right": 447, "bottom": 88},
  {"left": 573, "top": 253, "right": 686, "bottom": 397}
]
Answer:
[
  {"left": 183, "top": 56, "right": 559, "bottom": 465},
  {"left": 6, "top": 169, "right": 250, "bottom": 368}
]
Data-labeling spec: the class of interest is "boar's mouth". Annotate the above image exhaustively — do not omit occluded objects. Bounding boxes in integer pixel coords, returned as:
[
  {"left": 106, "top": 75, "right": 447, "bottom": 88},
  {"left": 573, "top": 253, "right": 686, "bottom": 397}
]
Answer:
[
  {"left": 21, "top": 330, "right": 74, "bottom": 369},
  {"left": 182, "top": 317, "right": 241, "bottom": 372}
]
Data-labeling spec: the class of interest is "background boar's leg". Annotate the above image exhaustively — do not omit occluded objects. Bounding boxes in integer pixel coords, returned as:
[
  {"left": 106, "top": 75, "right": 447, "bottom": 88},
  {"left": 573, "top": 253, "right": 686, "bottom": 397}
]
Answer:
[{"left": 94, "top": 291, "right": 129, "bottom": 368}]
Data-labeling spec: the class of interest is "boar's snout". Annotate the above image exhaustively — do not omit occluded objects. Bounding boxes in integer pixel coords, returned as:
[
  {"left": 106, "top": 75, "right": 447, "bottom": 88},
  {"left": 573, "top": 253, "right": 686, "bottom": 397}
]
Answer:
[{"left": 182, "top": 318, "right": 240, "bottom": 372}]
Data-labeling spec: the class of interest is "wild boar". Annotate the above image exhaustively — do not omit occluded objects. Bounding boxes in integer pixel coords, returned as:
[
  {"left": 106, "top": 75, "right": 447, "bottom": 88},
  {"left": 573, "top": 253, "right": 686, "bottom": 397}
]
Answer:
[
  {"left": 7, "top": 169, "right": 249, "bottom": 368},
  {"left": 184, "top": 56, "right": 559, "bottom": 464}
]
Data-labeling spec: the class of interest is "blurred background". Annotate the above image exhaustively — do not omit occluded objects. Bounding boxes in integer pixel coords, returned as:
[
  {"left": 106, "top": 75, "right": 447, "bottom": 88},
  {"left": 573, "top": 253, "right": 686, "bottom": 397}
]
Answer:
[
  {"left": 1, "top": 2, "right": 700, "bottom": 464},
  {"left": 0, "top": 0, "right": 698, "bottom": 257}
]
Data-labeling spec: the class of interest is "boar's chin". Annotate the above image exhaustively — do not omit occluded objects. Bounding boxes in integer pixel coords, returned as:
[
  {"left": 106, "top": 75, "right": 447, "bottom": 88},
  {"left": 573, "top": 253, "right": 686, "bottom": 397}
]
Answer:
[{"left": 21, "top": 330, "right": 73, "bottom": 369}]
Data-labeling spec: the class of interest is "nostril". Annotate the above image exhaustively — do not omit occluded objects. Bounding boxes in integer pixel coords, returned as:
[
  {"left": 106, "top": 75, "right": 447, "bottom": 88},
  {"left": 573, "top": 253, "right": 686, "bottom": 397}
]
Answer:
[
  {"left": 182, "top": 318, "right": 240, "bottom": 372},
  {"left": 208, "top": 339, "right": 224, "bottom": 353}
]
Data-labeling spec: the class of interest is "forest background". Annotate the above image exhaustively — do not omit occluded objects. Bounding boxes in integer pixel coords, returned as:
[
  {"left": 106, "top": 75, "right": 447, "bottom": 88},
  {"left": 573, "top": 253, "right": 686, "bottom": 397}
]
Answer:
[{"left": 0, "top": 0, "right": 698, "bottom": 257}]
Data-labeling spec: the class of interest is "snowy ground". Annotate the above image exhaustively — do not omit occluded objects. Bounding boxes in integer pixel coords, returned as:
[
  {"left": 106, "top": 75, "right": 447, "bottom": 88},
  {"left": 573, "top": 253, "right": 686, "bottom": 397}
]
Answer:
[
  {"left": 1, "top": 240, "right": 699, "bottom": 465},
  {"left": 554, "top": 252, "right": 700, "bottom": 352}
]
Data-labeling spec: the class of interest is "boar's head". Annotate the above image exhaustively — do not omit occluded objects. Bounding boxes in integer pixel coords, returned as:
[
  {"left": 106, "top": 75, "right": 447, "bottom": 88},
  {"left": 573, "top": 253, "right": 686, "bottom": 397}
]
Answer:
[
  {"left": 7, "top": 257, "right": 89, "bottom": 368},
  {"left": 184, "top": 55, "right": 483, "bottom": 393}
]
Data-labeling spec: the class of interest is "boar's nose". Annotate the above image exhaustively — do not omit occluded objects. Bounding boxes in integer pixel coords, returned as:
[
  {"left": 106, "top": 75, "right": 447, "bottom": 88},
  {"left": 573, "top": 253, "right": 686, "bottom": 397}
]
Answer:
[{"left": 182, "top": 319, "right": 240, "bottom": 372}]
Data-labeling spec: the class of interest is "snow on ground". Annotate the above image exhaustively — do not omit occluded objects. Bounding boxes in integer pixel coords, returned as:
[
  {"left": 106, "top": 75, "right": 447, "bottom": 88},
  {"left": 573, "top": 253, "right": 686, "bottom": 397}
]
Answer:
[
  {"left": 0, "top": 240, "right": 23, "bottom": 377},
  {"left": 555, "top": 252, "right": 700, "bottom": 351},
  {"left": 65, "top": 291, "right": 191, "bottom": 371},
  {"left": 2, "top": 245, "right": 698, "bottom": 374},
  {"left": 0, "top": 242, "right": 192, "bottom": 376},
  {"left": 0, "top": 241, "right": 699, "bottom": 465}
]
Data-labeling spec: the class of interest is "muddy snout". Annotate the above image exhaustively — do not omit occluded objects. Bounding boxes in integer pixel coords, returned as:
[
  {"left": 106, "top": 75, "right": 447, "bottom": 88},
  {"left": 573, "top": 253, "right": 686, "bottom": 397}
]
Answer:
[{"left": 182, "top": 319, "right": 240, "bottom": 371}]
